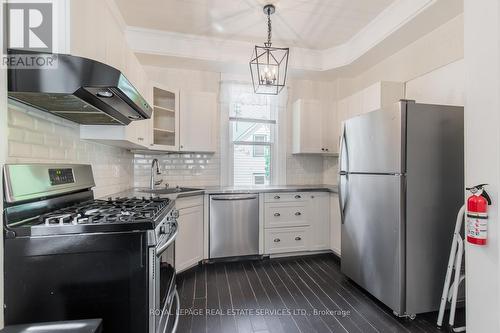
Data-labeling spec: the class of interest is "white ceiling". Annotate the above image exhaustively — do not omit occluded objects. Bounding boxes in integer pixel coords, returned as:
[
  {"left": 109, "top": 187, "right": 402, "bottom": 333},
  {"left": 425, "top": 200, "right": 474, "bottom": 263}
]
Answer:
[{"left": 115, "top": 0, "right": 396, "bottom": 50}]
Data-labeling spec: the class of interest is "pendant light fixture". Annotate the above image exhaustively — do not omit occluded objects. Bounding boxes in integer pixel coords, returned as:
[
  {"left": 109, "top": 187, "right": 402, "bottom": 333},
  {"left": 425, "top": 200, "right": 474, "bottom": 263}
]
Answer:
[{"left": 249, "top": 4, "right": 289, "bottom": 95}]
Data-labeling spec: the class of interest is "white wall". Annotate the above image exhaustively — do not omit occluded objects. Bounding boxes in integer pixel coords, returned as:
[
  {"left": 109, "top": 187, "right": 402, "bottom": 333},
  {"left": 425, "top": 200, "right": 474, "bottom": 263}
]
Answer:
[
  {"left": 464, "top": 1, "right": 500, "bottom": 332},
  {"left": 338, "top": 14, "right": 464, "bottom": 100},
  {"left": 406, "top": 59, "right": 464, "bottom": 106}
]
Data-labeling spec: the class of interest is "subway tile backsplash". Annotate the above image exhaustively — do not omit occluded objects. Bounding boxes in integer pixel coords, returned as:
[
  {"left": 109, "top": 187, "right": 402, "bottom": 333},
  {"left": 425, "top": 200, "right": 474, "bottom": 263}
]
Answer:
[
  {"left": 133, "top": 153, "right": 220, "bottom": 188},
  {"left": 7, "top": 103, "right": 134, "bottom": 198}
]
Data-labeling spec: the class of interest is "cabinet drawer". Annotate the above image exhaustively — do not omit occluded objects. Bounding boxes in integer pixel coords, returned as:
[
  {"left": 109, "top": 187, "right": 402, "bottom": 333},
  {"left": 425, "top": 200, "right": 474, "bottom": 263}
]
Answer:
[
  {"left": 175, "top": 195, "right": 203, "bottom": 210},
  {"left": 264, "top": 203, "right": 309, "bottom": 228},
  {"left": 265, "top": 227, "right": 310, "bottom": 254},
  {"left": 264, "top": 192, "right": 307, "bottom": 203}
]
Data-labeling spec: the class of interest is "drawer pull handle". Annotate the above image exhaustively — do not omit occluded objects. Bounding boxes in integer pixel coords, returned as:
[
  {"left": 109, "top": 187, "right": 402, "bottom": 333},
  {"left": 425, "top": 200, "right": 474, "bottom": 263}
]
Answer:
[
  {"left": 274, "top": 213, "right": 281, "bottom": 217},
  {"left": 274, "top": 238, "right": 281, "bottom": 243},
  {"left": 274, "top": 195, "right": 280, "bottom": 199},
  {"left": 295, "top": 237, "right": 302, "bottom": 241},
  {"left": 295, "top": 212, "right": 302, "bottom": 216},
  {"left": 295, "top": 195, "right": 301, "bottom": 199}
]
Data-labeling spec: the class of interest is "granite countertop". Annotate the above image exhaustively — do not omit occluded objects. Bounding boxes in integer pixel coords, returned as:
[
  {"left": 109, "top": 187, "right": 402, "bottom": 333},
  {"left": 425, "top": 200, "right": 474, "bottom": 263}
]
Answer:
[
  {"left": 202, "top": 184, "right": 338, "bottom": 194},
  {"left": 107, "top": 185, "right": 338, "bottom": 200}
]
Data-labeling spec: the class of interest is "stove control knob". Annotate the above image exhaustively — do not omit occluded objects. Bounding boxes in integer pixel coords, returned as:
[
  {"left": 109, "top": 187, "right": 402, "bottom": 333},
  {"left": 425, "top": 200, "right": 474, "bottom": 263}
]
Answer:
[
  {"left": 172, "top": 210, "right": 179, "bottom": 218},
  {"left": 159, "top": 226, "right": 166, "bottom": 235}
]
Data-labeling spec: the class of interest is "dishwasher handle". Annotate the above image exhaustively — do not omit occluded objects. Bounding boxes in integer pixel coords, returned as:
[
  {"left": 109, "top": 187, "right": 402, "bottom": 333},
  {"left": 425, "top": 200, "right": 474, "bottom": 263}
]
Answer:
[{"left": 211, "top": 195, "right": 258, "bottom": 201}]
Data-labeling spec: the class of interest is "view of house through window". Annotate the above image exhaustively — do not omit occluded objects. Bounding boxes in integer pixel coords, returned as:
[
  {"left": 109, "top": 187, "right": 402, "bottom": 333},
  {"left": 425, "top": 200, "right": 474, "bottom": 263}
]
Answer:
[{"left": 229, "top": 86, "right": 277, "bottom": 186}]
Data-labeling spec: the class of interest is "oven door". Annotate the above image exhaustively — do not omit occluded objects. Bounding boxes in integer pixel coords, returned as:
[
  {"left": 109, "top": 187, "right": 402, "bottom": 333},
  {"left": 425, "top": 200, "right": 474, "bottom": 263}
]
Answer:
[{"left": 153, "top": 220, "right": 179, "bottom": 333}]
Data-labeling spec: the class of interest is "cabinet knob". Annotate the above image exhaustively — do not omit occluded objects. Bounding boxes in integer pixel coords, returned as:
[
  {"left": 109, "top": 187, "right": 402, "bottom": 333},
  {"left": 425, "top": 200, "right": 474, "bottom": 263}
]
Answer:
[
  {"left": 295, "top": 236, "right": 302, "bottom": 241},
  {"left": 180, "top": 145, "right": 184, "bottom": 149},
  {"left": 274, "top": 195, "right": 280, "bottom": 199},
  {"left": 294, "top": 195, "right": 301, "bottom": 199},
  {"left": 274, "top": 213, "right": 281, "bottom": 217},
  {"left": 295, "top": 212, "right": 302, "bottom": 216},
  {"left": 274, "top": 238, "right": 281, "bottom": 243},
  {"left": 138, "top": 137, "right": 144, "bottom": 141}
]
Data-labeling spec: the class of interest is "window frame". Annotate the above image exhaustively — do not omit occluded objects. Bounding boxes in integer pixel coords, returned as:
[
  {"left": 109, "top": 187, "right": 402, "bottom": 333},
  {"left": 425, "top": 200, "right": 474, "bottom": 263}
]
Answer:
[
  {"left": 253, "top": 173, "right": 267, "bottom": 185},
  {"left": 219, "top": 81, "right": 287, "bottom": 187},
  {"left": 229, "top": 116, "right": 275, "bottom": 186},
  {"left": 252, "top": 134, "right": 268, "bottom": 157}
]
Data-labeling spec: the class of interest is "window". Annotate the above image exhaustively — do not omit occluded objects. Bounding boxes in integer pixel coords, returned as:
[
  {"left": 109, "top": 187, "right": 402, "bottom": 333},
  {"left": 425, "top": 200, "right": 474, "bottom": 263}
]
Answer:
[
  {"left": 253, "top": 135, "right": 267, "bottom": 157},
  {"left": 220, "top": 82, "right": 287, "bottom": 186},
  {"left": 253, "top": 173, "right": 266, "bottom": 185}
]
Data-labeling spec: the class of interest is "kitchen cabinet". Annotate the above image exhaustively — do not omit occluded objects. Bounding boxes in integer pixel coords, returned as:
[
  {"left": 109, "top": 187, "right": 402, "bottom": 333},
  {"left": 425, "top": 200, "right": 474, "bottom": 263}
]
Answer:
[
  {"left": 330, "top": 193, "right": 341, "bottom": 255},
  {"left": 292, "top": 99, "right": 336, "bottom": 155},
  {"left": 150, "top": 85, "right": 180, "bottom": 151},
  {"left": 310, "top": 193, "right": 330, "bottom": 251},
  {"left": 80, "top": 120, "right": 151, "bottom": 149},
  {"left": 337, "top": 81, "right": 405, "bottom": 138},
  {"left": 179, "top": 91, "right": 217, "bottom": 152},
  {"left": 149, "top": 87, "right": 217, "bottom": 153},
  {"left": 175, "top": 196, "right": 204, "bottom": 273},
  {"left": 263, "top": 191, "right": 330, "bottom": 255},
  {"left": 265, "top": 227, "right": 310, "bottom": 254}
]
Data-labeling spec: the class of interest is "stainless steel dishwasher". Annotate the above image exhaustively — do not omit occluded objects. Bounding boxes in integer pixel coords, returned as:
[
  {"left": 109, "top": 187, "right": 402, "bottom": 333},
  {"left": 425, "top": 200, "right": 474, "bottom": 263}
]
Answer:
[{"left": 209, "top": 194, "right": 259, "bottom": 259}]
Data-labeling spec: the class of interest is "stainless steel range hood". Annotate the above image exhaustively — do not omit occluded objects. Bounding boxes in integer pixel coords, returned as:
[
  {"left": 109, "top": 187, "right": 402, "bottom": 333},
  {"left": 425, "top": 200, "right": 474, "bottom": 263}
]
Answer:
[{"left": 7, "top": 50, "right": 152, "bottom": 125}]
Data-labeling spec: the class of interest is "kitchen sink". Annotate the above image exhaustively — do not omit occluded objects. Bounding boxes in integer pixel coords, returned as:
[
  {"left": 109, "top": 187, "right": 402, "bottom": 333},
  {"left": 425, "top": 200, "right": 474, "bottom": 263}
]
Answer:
[{"left": 139, "top": 187, "right": 202, "bottom": 195}]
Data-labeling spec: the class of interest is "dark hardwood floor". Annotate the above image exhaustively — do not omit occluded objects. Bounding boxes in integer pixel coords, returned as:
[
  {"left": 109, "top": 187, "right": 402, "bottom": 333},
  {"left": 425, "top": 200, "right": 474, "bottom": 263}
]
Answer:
[{"left": 175, "top": 254, "right": 464, "bottom": 333}]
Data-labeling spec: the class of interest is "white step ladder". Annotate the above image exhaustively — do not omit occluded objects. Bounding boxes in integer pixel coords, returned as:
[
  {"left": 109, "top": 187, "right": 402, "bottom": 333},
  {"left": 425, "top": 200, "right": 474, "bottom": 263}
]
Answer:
[{"left": 437, "top": 205, "right": 466, "bottom": 332}]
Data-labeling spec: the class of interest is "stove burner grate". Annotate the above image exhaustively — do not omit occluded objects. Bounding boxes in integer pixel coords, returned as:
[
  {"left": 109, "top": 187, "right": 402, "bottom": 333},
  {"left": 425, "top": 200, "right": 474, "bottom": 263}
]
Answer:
[{"left": 38, "top": 197, "right": 170, "bottom": 226}]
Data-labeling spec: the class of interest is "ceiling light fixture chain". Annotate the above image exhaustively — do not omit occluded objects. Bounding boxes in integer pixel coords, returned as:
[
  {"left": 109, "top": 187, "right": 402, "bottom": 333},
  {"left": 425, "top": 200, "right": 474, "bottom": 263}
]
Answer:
[{"left": 266, "top": 7, "right": 272, "bottom": 47}]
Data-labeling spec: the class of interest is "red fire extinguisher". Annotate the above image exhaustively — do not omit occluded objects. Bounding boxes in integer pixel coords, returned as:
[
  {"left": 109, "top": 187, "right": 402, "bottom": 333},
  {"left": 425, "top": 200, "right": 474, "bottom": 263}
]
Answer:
[{"left": 466, "top": 184, "right": 492, "bottom": 245}]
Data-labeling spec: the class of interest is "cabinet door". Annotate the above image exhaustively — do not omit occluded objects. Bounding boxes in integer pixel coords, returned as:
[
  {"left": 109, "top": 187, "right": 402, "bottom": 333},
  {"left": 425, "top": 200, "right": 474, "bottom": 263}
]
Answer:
[
  {"left": 179, "top": 91, "right": 217, "bottom": 152},
  {"left": 330, "top": 193, "right": 341, "bottom": 255},
  {"left": 309, "top": 192, "right": 330, "bottom": 251},
  {"left": 175, "top": 205, "right": 204, "bottom": 273},
  {"left": 150, "top": 85, "right": 180, "bottom": 151},
  {"left": 322, "top": 105, "right": 338, "bottom": 154},
  {"left": 293, "top": 99, "right": 323, "bottom": 153},
  {"left": 126, "top": 119, "right": 151, "bottom": 147}
]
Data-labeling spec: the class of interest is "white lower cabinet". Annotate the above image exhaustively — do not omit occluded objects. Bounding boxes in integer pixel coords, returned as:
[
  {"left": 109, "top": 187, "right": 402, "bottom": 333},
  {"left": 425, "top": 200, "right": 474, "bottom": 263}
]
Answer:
[
  {"left": 309, "top": 193, "right": 330, "bottom": 251},
  {"left": 265, "top": 227, "right": 310, "bottom": 254},
  {"left": 330, "top": 193, "right": 341, "bottom": 255},
  {"left": 175, "top": 196, "right": 204, "bottom": 273},
  {"left": 263, "top": 192, "right": 330, "bottom": 255}
]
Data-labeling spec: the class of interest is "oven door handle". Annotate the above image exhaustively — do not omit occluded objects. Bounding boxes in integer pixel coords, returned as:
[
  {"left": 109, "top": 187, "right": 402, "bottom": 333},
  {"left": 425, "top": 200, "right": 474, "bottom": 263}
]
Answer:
[
  {"left": 171, "top": 290, "right": 180, "bottom": 333},
  {"left": 156, "top": 221, "right": 178, "bottom": 258}
]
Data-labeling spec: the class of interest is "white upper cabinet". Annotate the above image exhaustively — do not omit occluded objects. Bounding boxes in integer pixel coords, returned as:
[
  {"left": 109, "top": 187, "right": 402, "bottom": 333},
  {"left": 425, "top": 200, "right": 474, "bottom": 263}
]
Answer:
[
  {"left": 336, "top": 81, "right": 404, "bottom": 145},
  {"left": 149, "top": 87, "right": 217, "bottom": 153},
  {"left": 179, "top": 91, "right": 217, "bottom": 153},
  {"left": 149, "top": 85, "right": 180, "bottom": 151},
  {"left": 292, "top": 99, "right": 336, "bottom": 155},
  {"left": 338, "top": 81, "right": 405, "bottom": 120}
]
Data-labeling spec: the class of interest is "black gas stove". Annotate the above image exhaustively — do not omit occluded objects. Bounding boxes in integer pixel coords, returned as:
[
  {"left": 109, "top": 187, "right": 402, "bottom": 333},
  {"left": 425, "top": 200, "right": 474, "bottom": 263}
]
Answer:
[{"left": 3, "top": 164, "right": 179, "bottom": 333}]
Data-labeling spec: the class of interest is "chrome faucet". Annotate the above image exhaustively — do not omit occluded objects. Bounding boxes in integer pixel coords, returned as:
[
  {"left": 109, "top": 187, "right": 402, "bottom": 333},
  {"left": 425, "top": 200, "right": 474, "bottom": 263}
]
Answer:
[{"left": 150, "top": 159, "right": 164, "bottom": 190}]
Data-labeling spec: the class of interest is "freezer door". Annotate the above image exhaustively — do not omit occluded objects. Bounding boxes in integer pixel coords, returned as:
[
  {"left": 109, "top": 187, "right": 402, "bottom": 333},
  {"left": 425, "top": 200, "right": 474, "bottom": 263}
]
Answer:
[
  {"left": 340, "top": 173, "right": 405, "bottom": 314},
  {"left": 344, "top": 102, "right": 405, "bottom": 174}
]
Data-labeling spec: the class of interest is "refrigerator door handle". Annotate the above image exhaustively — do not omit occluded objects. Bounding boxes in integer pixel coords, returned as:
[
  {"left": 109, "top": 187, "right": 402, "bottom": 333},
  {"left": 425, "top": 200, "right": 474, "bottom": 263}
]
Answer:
[
  {"left": 339, "top": 173, "right": 348, "bottom": 224},
  {"left": 338, "top": 122, "right": 349, "bottom": 174}
]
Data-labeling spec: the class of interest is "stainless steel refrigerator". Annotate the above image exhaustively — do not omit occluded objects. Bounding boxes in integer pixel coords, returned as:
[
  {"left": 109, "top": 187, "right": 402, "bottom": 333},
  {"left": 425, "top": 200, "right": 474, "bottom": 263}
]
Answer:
[{"left": 338, "top": 100, "right": 464, "bottom": 317}]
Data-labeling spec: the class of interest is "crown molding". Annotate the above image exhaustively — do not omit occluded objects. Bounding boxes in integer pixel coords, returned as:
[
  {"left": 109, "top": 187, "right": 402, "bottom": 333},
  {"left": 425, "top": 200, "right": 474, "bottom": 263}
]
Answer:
[{"left": 125, "top": 0, "right": 461, "bottom": 73}]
